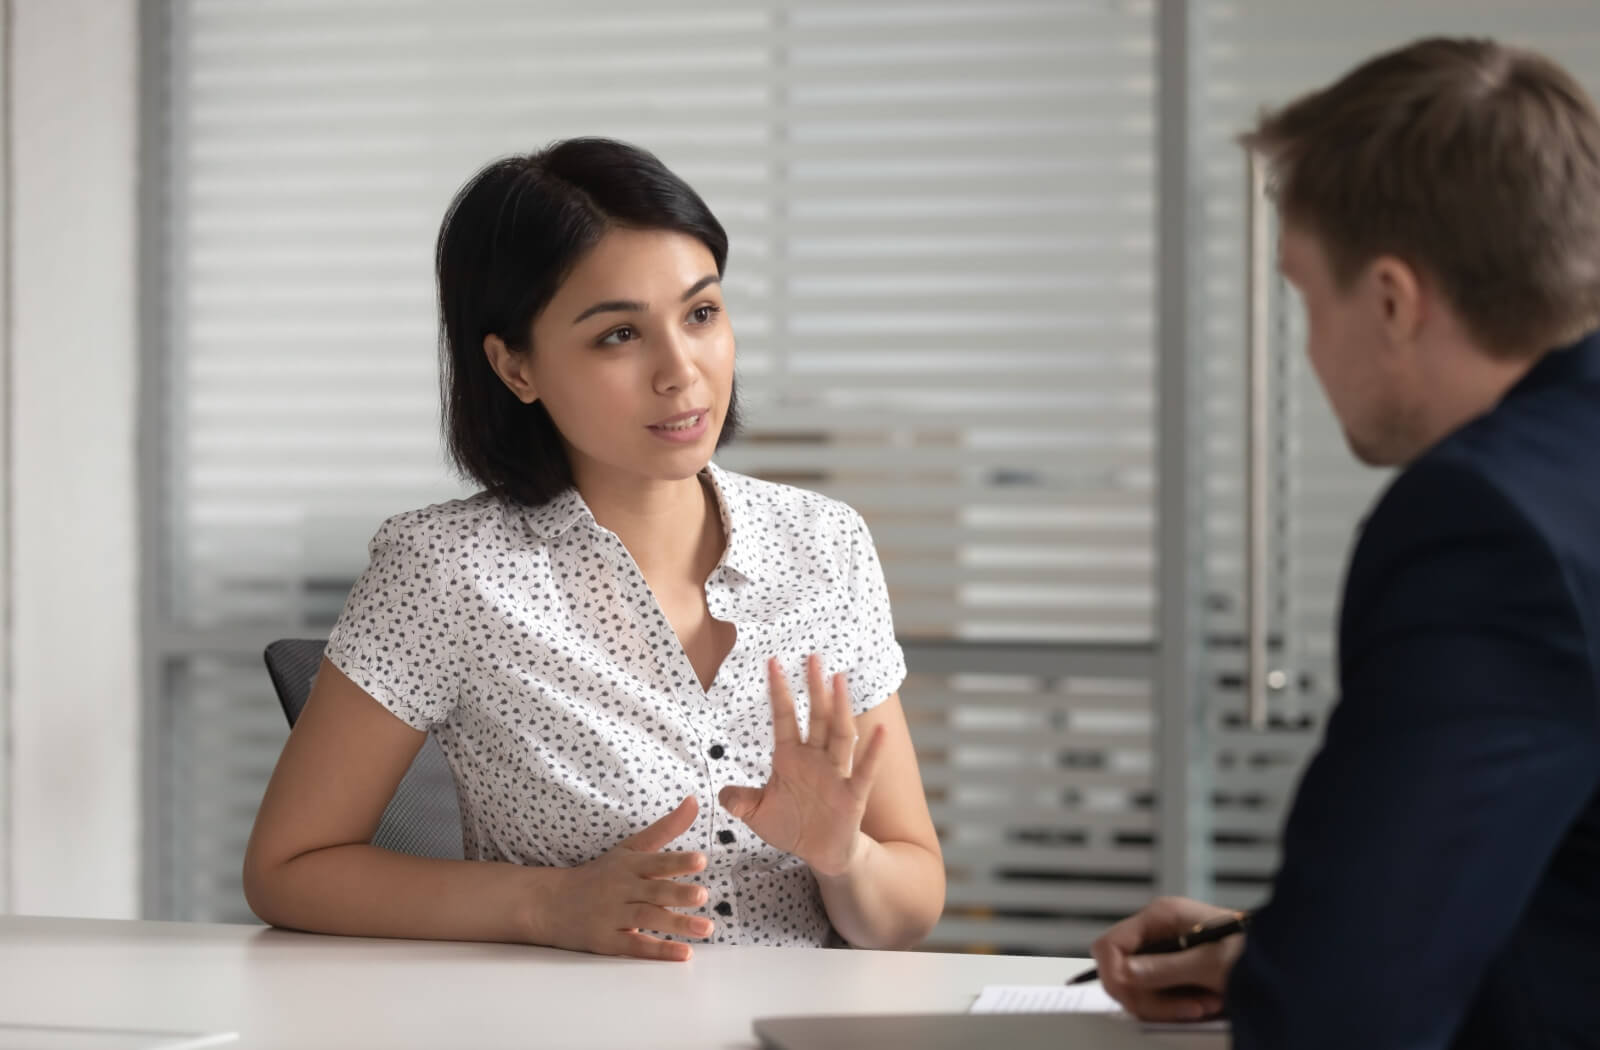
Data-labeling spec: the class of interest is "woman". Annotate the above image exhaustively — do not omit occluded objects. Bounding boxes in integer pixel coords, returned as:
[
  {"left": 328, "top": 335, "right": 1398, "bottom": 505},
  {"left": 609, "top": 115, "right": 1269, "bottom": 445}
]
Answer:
[{"left": 242, "top": 138, "right": 945, "bottom": 961}]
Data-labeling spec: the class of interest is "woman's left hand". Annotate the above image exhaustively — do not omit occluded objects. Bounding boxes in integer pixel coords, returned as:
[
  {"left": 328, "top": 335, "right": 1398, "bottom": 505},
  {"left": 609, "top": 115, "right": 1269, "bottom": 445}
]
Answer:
[{"left": 717, "top": 654, "right": 887, "bottom": 876}]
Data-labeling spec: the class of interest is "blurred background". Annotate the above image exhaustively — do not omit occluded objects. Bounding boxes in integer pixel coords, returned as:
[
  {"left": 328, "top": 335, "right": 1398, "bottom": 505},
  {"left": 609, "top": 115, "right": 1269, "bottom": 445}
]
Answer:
[{"left": 2, "top": 0, "right": 1596, "bottom": 956}]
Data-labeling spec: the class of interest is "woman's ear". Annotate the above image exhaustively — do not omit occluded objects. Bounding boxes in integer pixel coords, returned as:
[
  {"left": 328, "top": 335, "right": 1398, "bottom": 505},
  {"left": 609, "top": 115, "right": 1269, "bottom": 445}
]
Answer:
[{"left": 483, "top": 333, "right": 539, "bottom": 404}]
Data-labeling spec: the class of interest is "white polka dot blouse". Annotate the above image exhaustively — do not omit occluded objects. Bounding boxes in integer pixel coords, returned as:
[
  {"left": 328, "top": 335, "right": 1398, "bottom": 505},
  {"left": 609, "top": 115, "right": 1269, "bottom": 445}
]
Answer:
[{"left": 324, "top": 461, "right": 907, "bottom": 946}]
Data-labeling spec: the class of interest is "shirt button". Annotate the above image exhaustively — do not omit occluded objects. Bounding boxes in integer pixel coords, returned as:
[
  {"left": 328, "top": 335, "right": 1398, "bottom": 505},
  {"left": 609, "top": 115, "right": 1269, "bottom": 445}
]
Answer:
[
  {"left": 708, "top": 744, "right": 725, "bottom": 759},
  {"left": 715, "top": 901, "right": 733, "bottom": 917},
  {"left": 717, "top": 830, "right": 735, "bottom": 845}
]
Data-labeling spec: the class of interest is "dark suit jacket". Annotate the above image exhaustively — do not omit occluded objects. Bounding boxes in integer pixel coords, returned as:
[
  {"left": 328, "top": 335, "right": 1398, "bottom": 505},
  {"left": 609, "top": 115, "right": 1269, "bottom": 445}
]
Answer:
[{"left": 1228, "top": 332, "right": 1600, "bottom": 1049}]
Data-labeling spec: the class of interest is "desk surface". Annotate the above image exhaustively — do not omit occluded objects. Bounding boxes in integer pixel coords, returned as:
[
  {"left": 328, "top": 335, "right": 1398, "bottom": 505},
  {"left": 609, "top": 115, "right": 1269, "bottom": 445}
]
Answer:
[{"left": 0, "top": 916, "right": 1225, "bottom": 1049}]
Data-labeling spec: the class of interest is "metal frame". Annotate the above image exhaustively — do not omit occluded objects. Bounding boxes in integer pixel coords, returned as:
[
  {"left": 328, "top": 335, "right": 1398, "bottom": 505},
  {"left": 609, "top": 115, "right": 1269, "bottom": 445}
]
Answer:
[
  {"left": 1154, "top": 0, "right": 1206, "bottom": 900},
  {"left": 0, "top": 0, "right": 13, "bottom": 913},
  {"left": 1244, "top": 149, "right": 1273, "bottom": 731},
  {"left": 137, "top": 0, "right": 179, "bottom": 920}
]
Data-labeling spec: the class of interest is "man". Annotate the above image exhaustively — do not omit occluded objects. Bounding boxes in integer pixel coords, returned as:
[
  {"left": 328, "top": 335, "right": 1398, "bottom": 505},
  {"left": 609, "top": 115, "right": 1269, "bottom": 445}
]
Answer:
[{"left": 1092, "top": 38, "right": 1600, "bottom": 1049}]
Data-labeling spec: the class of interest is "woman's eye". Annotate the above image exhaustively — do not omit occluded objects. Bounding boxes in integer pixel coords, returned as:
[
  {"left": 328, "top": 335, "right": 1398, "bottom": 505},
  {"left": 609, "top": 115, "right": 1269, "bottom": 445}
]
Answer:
[
  {"left": 598, "top": 326, "right": 637, "bottom": 346},
  {"left": 690, "top": 304, "right": 722, "bottom": 325}
]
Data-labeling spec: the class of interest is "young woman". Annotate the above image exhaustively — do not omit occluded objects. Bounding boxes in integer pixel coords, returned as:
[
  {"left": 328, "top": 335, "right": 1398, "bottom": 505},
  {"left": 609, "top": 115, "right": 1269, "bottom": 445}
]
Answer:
[{"left": 242, "top": 138, "right": 945, "bottom": 961}]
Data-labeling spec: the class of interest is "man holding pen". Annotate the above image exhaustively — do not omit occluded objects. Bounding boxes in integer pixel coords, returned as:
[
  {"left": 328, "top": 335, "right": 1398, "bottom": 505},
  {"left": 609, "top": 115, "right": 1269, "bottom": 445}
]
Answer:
[{"left": 1094, "top": 38, "right": 1600, "bottom": 1049}]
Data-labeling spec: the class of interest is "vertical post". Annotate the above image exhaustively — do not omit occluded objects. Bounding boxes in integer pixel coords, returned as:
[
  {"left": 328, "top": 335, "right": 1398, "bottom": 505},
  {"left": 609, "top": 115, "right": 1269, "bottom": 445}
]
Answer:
[
  {"left": 1154, "top": 0, "right": 1203, "bottom": 898},
  {"left": 138, "top": 0, "right": 174, "bottom": 919},
  {"left": 0, "top": 0, "right": 12, "bottom": 915},
  {"left": 1244, "top": 150, "right": 1272, "bottom": 731}
]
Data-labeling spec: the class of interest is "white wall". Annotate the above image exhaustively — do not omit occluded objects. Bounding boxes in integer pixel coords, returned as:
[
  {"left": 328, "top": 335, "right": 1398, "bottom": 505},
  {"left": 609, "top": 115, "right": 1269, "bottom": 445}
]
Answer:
[{"left": 7, "top": 0, "right": 140, "bottom": 918}]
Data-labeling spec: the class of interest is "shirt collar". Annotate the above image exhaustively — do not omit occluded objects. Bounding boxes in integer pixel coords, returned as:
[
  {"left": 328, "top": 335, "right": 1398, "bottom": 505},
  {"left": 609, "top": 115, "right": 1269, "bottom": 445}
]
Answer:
[
  {"left": 521, "top": 483, "right": 592, "bottom": 540},
  {"left": 1505, "top": 327, "right": 1600, "bottom": 401},
  {"left": 703, "top": 461, "right": 766, "bottom": 583},
  {"left": 516, "top": 462, "right": 767, "bottom": 583}
]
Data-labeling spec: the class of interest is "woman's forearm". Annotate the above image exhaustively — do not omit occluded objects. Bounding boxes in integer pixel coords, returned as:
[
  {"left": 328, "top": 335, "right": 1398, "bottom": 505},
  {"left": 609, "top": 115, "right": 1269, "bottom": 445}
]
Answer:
[
  {"left": 243, "top": 843, "right": 557, "bottom": 944},
  {"left": 814, "top": 833, "right": 946, "bottom": 949}
]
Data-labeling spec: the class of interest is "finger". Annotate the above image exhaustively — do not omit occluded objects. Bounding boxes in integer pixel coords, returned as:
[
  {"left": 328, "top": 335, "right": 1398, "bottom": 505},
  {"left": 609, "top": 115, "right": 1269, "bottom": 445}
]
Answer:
[
  {"left": 614, "top": 930, "right": 693, "bottom": 962},
  {"left": 632, "top": 876, "right": 709, "bottom": 910},
  {"left": 1090, "top": 941, "right": 1180, "bottom": 1021},
  {"left": 1089, "top": 937, "right": 1121, "bottom": 994},
  {"left": 632, "top": 850, "right": 707, "bottom": 880},
  {"left": 1125, "top": 942, "right": 1232, "bottom": 994},
  {"left": 1094, "top": 901, "right": 1235, "bottom": 1017},
  {"left": 628, "top": 903, "right": 716, "bottom": 941},
  {"left": 621, "top": 796, "right": 699, "bottom": 852},
  {"left": 767, "top": 658, "right": 801, "bottom": 746},
  {"left": 847, "top": 724, "right": 888, "bottom": 801},
  {"left": 1116, "top": 987, "right": 1221, "bottom": 1025},
  {"left": 827, "top": 671, "right": 857, "bottom": 773},
  {"left": 805, "top": 653, "right": 831, "bottom": 747},
  {"left": 1098, "top": 897, "right": 1198, "bottom": 956},
  {"left": 718, "top": 784, "right": 764, "bottom": 822}
]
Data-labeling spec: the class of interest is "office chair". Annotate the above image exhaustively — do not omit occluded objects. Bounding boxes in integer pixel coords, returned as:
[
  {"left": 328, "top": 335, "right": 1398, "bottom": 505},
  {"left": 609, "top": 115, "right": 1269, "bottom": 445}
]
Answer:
[{"left": 263, "top": 639, "right": 465, "bottom": 860}]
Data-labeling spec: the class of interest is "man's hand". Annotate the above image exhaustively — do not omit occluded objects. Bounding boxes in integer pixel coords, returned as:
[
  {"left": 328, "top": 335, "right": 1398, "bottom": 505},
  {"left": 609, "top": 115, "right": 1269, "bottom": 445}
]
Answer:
[{"left": 1090, "top": 896, "right": 1245, "bottom": 1022}]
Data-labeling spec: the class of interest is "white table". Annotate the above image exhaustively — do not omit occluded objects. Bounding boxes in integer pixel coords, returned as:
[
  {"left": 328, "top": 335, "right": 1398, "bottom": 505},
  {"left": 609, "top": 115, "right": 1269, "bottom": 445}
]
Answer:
[{"left": 0, "top": 916, "right": 1226, "bottom": 1049}]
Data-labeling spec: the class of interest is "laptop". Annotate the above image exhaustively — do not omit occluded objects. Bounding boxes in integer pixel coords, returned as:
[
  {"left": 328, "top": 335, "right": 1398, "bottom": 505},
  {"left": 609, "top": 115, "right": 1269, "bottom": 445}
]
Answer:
[{"left": 753, "top": 1012, "right": 1179, "bottom": 1049}]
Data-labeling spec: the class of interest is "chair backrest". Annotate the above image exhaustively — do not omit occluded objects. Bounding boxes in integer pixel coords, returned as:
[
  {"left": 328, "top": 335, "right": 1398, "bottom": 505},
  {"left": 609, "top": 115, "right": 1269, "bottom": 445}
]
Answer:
[{"left": 263, "top": 639, "right": 464, "bottom": 860}]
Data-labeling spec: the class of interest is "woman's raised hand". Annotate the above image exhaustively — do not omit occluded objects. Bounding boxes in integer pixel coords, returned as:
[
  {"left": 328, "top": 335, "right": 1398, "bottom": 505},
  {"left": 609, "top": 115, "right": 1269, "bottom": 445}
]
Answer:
[
  {"left": 717, "top": 654, "right": 888, "bottom": 877},
  {"left": 538, "top": 795, "right": 713, "bottom": 961}
]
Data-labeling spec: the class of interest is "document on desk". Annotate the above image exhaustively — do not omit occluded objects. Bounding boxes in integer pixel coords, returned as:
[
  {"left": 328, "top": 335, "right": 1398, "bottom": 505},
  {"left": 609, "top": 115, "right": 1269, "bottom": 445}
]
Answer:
[
  {"left": 0, "top": 1024, "right": 238, "bottom": 1050},
  {"left": 971, "top": 986, "right": 1229, "bottom": 1033},
  {"left": 971, "top": 984, "right": 1122, "bottom": 1013}
]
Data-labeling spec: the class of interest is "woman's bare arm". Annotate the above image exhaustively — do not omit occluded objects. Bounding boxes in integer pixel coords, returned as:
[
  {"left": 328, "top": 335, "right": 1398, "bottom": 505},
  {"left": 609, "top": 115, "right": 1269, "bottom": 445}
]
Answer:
[{"left": 242, "top": 659, "right": 711, "bottom": 959}]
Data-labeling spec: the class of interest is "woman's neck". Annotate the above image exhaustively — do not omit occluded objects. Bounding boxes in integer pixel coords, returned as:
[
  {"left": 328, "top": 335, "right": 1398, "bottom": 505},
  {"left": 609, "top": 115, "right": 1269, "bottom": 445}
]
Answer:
[{"left": 574, "top": 469, "right": 723, "bottom": 586}]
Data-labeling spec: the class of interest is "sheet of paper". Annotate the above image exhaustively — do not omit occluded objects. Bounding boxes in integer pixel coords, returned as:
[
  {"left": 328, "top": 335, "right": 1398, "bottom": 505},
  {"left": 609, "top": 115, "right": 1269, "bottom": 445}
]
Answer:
[
  {"left": 970, "top": 986, "right": 1229, "bottom": 1033},
  {"left": 971, "top": 983, "right": 1122, "bottom": 1013}
]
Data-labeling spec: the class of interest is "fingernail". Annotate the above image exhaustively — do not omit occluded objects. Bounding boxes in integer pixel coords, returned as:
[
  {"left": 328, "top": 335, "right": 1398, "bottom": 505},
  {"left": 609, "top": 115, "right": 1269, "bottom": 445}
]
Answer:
[
  {"left": 695, "top": 919, "right": 713, "bottom": 936},
  {"left": 1127, "top": 959, "right": 1149, "bottom": 979}
]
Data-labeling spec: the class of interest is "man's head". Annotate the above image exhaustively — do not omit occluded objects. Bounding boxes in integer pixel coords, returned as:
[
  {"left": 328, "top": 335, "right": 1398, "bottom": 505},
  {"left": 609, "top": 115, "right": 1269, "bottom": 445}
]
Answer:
[{"left": 1244, "top": 38, "right": 1600, "bottom": 465}]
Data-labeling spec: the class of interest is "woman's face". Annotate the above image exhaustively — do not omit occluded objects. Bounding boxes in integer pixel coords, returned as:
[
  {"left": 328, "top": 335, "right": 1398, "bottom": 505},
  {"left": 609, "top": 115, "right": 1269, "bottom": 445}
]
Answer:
[{"left": 488, "top": 227, "right": 735, "bottom": 492}]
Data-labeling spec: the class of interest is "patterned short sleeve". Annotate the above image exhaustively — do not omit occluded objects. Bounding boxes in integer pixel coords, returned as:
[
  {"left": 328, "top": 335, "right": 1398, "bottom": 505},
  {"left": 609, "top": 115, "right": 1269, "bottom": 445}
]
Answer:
[
  {"left": 324, "top": 515, "right": 462, "bottom": 730},
  {"left": 843, "top": 511, "right": 907, "bottom": 716}
]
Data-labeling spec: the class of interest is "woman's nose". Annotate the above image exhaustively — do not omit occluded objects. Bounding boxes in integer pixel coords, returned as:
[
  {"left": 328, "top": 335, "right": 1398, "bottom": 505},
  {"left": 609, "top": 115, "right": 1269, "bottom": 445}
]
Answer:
[{"left": 653, "top": 328, "right": 697, "bottom": 393}]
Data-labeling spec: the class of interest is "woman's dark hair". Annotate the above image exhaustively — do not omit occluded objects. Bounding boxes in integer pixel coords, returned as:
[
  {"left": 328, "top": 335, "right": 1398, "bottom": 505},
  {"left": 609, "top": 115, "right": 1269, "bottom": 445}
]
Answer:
[{"left": 436, "top": 137, "right": 742, "bottom": 505}]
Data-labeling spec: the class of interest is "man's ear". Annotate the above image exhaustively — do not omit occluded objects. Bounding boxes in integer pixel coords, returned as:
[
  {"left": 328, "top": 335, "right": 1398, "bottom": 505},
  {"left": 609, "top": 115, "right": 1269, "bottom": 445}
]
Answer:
[
  {"left": 1370, "top": 254, "right": 1425, "bottom": 358},
  {"left": 483, "top": 333, "right": 539, "bottom": 404}
]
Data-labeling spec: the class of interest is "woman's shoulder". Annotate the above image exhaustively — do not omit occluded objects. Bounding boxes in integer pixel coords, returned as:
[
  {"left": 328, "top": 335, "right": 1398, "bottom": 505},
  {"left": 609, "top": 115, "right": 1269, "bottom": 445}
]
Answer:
[
  {"left": 368, "top": 491, "right": 519, "bottom": 554},
  {"left": 711, "top": 463, "right": 867, "bottom": 537}
]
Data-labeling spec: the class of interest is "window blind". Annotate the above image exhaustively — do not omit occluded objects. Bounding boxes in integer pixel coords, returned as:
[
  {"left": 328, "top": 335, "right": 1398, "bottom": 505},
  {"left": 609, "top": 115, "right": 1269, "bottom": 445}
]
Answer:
[
  {"left": 153, "top": 0, "right": 1162, "bottom": 951},
  {"left": 155, "top": 0, "right": 1600, "bottom": 949}
]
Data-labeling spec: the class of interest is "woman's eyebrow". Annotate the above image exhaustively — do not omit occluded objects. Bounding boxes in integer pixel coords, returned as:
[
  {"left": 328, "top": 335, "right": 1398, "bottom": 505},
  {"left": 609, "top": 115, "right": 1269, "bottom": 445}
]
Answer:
[
  {"left": 572, "top": 298, "right": 646, "bottom": 325},
  {"left": 679, "top": 274, "right": 720, "bottom": 301},
  {"left": 570, "top": 277, "right": 719, "bottom": 325}
]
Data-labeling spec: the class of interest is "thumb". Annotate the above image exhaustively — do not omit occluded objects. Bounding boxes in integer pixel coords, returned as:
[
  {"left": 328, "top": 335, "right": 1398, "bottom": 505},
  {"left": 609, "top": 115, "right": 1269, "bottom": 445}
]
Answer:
[
  {"left": 718, "top": 784, "right": 764, "bottom": 822},
  {"left": 622, "top": 795, "right": 698, "bottom": 852},
  {"left": 1126, "top": 944, "right": 1229, "bottom": 993}
]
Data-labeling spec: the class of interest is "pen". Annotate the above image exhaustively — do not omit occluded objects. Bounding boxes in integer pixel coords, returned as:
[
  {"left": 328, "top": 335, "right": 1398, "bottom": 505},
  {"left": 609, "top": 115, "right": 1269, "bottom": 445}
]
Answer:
[{"left": 1066, "top": 911, "right": 1251, "bottom": 985}]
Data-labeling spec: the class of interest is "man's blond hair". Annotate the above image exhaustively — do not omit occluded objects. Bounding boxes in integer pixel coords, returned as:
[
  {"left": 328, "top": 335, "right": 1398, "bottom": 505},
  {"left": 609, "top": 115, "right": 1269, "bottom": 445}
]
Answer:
[{"left": 1243, "top": 37, "right": 1600, "bottom": 355}]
